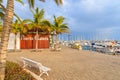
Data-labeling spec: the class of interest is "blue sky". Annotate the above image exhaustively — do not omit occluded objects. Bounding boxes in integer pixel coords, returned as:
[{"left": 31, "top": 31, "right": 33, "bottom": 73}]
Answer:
[{"left": 3, "top": 0, "right": 120, "bottom": 40}]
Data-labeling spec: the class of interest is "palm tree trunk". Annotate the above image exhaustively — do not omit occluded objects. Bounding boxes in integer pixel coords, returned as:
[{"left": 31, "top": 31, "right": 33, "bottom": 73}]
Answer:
[
  {"left": 14, "top": 34, "right": 16, "bottom": 52},
  {"left": 35, "top": 30, "right": 38, "bottom": 51},
  {"left": 0, "top": 0, "right": 14, "bottom": 80}
]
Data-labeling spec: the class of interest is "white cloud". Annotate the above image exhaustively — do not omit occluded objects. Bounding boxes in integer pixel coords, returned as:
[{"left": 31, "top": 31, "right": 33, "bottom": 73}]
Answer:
[
  {"left": 62, "top": 0, "right": 70, "bottom": 7},
  {"left": 79, "top": 0, "right": 110, "bottom": 13},
  {"left": 3, "top": 0, "right": 120, "bottom": 39}
]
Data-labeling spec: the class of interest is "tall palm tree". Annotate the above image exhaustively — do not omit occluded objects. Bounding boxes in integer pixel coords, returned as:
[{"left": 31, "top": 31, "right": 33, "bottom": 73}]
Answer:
[
  {"left": 11, "top": 18, "right": 32, "bottom": 51},
  {"left": 11, "top": 20, "right": 20, "bottom": 51},
  {"left": 0, "top": 1, "right": 14, "bottom": 80},
  {"left": 19, "top": 19, "right": 33, "bottom": 34},
  {"left": 30, "top": 8, "right": 45, "bottom": 51},
  {"left": 31, "top": 8, "right": 55, "bottom": 51},
  {"left": 53, "top": 15, "right": 69, "bottom": 49},
  {"left": 0, "top": 0, "right": 63, "bottom": 79},
  {"left": 40, "top": 20, "right": 55, "bottom": 47}
]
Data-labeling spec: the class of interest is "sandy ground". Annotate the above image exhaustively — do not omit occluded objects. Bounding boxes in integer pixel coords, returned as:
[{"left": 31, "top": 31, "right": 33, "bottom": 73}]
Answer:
[{"left": 7, "top": 47, "right": 120, "bottom": 80}]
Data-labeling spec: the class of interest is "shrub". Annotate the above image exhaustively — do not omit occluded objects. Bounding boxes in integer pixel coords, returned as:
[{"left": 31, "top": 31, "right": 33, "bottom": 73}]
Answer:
[
  {"left": 5, "top": 61, "right": 36, "bottom": 80},
  {"left": 71, "top": 43, "right": 82, "bottom": 50}
]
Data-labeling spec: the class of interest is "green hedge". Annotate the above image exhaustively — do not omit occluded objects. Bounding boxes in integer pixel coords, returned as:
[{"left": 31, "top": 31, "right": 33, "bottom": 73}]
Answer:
[
  {"left": 71, "top": 43, "right": 82, "bottom": 50},
  {"left": 5, "top": 61, "right": 36, "bottom": 80}
]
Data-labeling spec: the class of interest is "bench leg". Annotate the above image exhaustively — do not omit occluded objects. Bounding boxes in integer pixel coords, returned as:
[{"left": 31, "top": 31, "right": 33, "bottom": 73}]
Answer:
[
  {"left": 39, "top": 72, "right": 44, "bottom": 77},
  {"left": 23, "top": 61, "right": 27, "bottom": 68},
  {"left": 39, "top": 71, "right": 49, "bottom": 77},
  {"left": 45, "top": 72, "right": 49, "bottom": 76}
]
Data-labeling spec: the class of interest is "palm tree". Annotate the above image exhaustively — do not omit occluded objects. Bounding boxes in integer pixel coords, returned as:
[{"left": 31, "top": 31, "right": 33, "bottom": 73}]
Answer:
[
  {"left": 30, "top": 8, "right": 46, "bottom": 51},
  {"left": 0, "top": 1, "right": 14, "bottom": 79},
  {"left": 53, "top": 15, "right": 69, "bottom": 49},
  {"left": 31, "top": 8, "right": 56, "bottom": 51},
  {"left": 11, "top": 18, "right": 32, "bottom": 51},
  {"left": 40, "top": 20, "right": 55, "bottom": 47},
  {"left": 11, "top": 20, "right": 21, "bottom": 51},
  {"left": 19, "top": 9, "right": 53, "bottom": 50},
  {"left": 40, "top": 19, "right": 53, "bottom": 34},
  {"left": 19, "top": 19, "right": 33, "bottom": 34},
  {"left": 0, "top": 0, "right": 63, "bottom": 79}
]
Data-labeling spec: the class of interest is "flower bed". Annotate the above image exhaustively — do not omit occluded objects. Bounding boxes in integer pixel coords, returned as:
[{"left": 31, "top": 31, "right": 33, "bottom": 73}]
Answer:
[{"left": 5, "top": 61, "right": 36, "bottom": 80}]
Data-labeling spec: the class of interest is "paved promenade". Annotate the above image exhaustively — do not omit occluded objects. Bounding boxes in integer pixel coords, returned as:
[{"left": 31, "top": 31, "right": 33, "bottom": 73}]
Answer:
[{"left": 7, "top": 47, "right": 120, "bottom": 80}]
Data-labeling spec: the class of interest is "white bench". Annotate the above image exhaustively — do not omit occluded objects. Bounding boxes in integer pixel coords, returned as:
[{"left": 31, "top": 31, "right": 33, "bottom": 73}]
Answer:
[{"left": 21, "top": 57, "right": 51, "bottom": 80}]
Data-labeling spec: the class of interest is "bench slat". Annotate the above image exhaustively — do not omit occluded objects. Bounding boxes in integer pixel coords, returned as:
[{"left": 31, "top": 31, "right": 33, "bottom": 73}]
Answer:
[{"left": 21, "top": 57, "right": 51, "bottom": 78}]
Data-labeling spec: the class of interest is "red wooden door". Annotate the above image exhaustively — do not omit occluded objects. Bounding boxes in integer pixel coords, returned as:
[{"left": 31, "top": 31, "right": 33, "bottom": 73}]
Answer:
[
  {"left": 20, "top": 34, "right": 49, "bottom": 49},
  {"left": 38, "top": 35, "right": 49, "bottom": 49}
]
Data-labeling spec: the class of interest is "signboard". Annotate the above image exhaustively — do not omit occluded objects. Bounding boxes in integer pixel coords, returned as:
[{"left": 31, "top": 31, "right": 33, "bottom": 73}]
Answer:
[{"left": 20, "top": 34, "right": 49, "bottom": 49}]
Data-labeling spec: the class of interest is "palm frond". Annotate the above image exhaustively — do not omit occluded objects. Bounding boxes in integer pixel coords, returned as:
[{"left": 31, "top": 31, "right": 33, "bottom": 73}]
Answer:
[
  {"left": 60, "top": 23, "right": 69, "bottom": 28},
  {"left": 16, "top": 0, "right": 24, "bottom": 5},
  {"left": 57, "top": 16, "right": 65, "bottom": 24},
  {"left": 42, "top": 20, "right": 51, "bottom": 26},
  {"left": 0, "top": 3, "right": 5, "bottom": 12},
  {"left": 0, "top": 3, "right": 22, "bottom": 23},
  {"left": 30, "top": 9, "right": 34, "bottom": 15},
  {"left": 34, "top": 8, "right": 44, "bottom": 23},
  {"left": 0, "top": 12, "right": 4, "bottom": 17},
  {"left": 53, "top": 15, "right": 70, "bottom": 34},
  {"left": 61, "top": 28, "right": 70, "bottom": 33},
  {"left": 14, "top": 13, "right": 22, "bottom": 22},
  {"left": 27, "top": 0, "right": 63, "bottom": 9},
  {"left": 0, "top": 0, "right": 2, "bottom": 3},
  {"left": 53, "top": 15, "right": 59, "bottom": 28},
  {"left": 54, "top": 0, "right": 63, "bottom": 6},
  {"left": 39, "top": 0, "right": 45, "bottom": 2},
  {"left": 39, "top": 9, "right": 44, "bottom": 20},
  {"left": 22, "top": 19, "right": 33, "bottom": 23},
  {"left": 11, "top": 20, "right": 21, "bottom": 34},
  {"left": 27, "top": 0, "right": 35, "bottom": 8}
]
